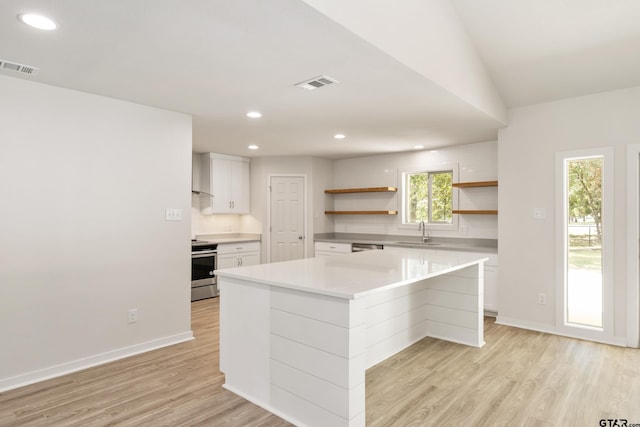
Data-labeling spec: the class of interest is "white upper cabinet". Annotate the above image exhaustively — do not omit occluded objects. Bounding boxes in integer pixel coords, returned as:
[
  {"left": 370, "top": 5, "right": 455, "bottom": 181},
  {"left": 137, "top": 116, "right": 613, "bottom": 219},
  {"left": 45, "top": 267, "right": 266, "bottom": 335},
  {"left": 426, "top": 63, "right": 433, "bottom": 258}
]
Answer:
[{"left": 200, "top": 153, "right": 250, "bottom": 214}]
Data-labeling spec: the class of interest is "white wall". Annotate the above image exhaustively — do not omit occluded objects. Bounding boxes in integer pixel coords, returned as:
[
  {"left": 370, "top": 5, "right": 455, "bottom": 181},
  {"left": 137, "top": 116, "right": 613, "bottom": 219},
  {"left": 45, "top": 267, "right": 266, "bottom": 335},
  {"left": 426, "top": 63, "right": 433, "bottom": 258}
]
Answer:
[
  {"left": 0, "top": 76, "right": 193, "bottom": 391},
  {"left": 191, "top": 210, "right": 244, "bottom": 236},
  {"left": 497, "top": 86, "right": 640, "bottom": 344},
  {"left": 332, "top": 141, "right": 498, "bottom": 239}
]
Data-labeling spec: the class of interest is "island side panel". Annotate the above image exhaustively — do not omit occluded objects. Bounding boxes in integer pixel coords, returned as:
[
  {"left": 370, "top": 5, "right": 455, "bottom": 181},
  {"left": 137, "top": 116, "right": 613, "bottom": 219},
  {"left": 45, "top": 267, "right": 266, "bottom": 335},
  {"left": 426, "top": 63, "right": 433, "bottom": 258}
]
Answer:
[
  {"left": 423, "top": 263, "right": 484, "bottom": 347},
  {"left": 270, "top": 287, "right": 367, "bottom": 427},
  {"left": 219, "top": 277, "right": 271, "bottom": 405},
  {"left": 364, "top": 277, "right": 437, "bottom": 369},
  {"left": 364, "top": 263, "right": 484, "bottom": 368}
]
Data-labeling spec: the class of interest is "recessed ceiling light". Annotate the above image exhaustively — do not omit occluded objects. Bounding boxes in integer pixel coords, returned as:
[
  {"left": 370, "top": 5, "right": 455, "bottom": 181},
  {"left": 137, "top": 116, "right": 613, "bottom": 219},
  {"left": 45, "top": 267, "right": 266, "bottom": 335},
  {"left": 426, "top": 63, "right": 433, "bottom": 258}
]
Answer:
[
  {"left": 413, "top": 145, "right": 425, "bottom": 150},
  {"left": 334, "top": 134, "right": 346, "bottom": 140},
  {"left": 246, "top": 111, "right": 262, "bottom": 118},
  {"left": 18, "top": 13, "right": 57, "bottom": 30},
  {"left": 248, "top": 145, "right": 259, "bottom": 150}
]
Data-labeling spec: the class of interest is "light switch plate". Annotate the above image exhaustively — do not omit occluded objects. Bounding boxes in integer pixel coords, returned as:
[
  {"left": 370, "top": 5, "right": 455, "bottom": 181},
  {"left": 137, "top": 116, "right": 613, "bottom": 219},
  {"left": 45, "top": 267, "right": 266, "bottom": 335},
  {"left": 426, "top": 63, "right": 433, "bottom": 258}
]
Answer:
[
  {"left": 165, "top": 208, "right": 182, "bottom": 221},
  {"left": 533, "top": 208, "right": 546, "bottom": 219}
]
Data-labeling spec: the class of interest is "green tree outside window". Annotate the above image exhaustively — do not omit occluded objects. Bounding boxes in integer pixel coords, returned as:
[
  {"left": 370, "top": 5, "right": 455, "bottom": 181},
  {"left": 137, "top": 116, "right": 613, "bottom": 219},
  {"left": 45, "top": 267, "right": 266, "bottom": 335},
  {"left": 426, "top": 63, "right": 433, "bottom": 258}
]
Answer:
[
  {"left": 405, "top": 171, "right": 452, "bottom": 224},
  {"left": 568, "top": 158, "right": 602, "bottom": 242}
]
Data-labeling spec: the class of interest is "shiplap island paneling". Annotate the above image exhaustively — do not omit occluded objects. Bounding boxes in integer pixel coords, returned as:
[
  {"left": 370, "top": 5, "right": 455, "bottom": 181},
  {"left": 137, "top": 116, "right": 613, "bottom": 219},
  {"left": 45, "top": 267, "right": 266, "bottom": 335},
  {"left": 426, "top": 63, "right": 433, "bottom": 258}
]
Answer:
[{"left": 216, "top": 249, "right": 487, "bottom": 427}]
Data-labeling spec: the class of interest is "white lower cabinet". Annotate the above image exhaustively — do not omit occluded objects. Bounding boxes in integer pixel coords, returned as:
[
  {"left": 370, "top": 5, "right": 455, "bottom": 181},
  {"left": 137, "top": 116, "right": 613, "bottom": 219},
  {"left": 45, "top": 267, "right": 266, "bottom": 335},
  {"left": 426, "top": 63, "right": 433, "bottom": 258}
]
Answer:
[
  {"left": 217, "top": 241, "right": 261, "bottom": 269},
  {"left": 483, "top": 265, "right": 498, "bottom": 313},
  {"left": 314, "top": 241, "right": 352, "bottom": 257}
]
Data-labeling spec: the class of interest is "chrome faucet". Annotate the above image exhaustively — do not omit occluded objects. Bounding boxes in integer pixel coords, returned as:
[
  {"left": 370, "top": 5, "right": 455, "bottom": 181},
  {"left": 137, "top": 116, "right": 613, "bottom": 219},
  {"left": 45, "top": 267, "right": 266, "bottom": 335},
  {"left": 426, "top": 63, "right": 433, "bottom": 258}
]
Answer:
[{"left": 418, "top": 221, "right": 430, "bottom": 243}]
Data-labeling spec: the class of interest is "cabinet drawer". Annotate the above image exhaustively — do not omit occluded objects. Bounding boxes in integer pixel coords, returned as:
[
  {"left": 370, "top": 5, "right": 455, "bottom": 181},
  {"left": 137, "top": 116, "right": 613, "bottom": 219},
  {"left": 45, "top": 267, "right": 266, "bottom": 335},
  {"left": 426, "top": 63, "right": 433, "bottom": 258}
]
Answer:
[
  {"left": 218, "top": 241, "right": 261, "bottom": 255},
  {"left": 314, "top": 241, "right": 352, "bottom": 253}
]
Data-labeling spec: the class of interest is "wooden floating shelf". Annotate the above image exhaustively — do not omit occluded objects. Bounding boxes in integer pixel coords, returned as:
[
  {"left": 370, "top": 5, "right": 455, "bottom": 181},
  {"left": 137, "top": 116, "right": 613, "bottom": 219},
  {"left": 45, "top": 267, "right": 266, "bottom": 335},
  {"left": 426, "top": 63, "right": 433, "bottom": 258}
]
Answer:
[
  {"left": 452, "top": 210, "right": 498, "bottom": 215},
  {"left": 325, "top": 187, "right": 397, "bottom": 194},
  {"left": 452, "top": 181, "right": 498, "bottom": 188},
  {"left": 325, "top": 210, "right": 398, "bottom": 215}
]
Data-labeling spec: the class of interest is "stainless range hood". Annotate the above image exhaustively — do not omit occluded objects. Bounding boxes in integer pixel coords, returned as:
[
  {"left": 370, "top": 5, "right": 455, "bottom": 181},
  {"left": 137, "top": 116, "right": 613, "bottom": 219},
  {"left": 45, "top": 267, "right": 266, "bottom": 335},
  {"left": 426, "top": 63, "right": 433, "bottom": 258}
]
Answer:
[{"left": 191, "top": 190, "right": 214, "bottom": 197}]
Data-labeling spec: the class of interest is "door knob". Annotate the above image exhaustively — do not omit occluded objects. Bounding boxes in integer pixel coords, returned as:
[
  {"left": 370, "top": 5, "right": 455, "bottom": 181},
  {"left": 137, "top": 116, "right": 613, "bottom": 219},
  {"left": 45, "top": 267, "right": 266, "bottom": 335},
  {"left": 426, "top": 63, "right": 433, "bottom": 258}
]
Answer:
[{"left": 298, "top": 235, "right": 304, "bottom": 239}]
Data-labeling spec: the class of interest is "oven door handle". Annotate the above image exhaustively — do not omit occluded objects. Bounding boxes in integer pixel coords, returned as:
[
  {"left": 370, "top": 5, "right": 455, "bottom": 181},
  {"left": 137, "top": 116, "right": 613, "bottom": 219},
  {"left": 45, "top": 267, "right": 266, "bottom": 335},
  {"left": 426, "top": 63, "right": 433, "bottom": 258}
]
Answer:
[{"left": 192, "top": 251, "right": 217, "bottom": 258}]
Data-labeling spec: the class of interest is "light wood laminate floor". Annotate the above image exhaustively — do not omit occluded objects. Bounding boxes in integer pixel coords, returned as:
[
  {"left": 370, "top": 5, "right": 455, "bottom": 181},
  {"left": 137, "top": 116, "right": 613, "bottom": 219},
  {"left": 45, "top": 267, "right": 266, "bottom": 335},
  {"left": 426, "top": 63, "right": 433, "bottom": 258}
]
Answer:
[{"left": 1, "top": 298, "right": 639, "bottom": 426}]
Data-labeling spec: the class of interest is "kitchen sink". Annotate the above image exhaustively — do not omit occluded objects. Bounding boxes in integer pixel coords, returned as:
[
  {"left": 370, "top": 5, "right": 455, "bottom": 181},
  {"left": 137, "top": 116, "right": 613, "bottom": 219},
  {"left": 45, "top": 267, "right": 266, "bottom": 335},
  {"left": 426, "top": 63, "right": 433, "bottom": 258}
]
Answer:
[{"left": 392, "top": 241, "right": 441, "bottom": 246}]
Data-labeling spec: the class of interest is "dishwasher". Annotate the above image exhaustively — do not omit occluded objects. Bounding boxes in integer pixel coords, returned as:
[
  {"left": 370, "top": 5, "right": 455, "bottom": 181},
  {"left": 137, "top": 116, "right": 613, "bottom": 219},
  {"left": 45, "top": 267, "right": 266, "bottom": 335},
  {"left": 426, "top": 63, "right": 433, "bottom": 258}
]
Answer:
[{"left": 351, "top": 243, "right": 384, "bottom": 252}]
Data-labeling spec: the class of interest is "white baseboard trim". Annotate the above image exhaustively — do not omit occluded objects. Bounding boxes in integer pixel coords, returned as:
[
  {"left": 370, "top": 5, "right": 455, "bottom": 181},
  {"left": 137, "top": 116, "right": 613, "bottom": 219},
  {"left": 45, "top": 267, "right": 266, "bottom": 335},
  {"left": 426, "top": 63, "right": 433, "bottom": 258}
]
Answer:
[
  {"left": 0, "top": 331, "right": 194, "bottom": 393},
  {"left": 496, "top": 316, "right": 627, "bottom": 347}
]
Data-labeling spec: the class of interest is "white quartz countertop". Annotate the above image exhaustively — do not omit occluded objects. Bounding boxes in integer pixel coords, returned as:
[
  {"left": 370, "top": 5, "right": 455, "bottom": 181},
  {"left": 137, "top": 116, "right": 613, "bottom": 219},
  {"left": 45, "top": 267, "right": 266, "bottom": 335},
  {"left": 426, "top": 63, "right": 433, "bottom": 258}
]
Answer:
[
  {"left": 195, "top": 233, "right": 260, "bottom": 244},
  {"left": 314, "top": 234, "right": 497, "bottom": 254},
  {"left": 215, "top": 249, "right": 488, "bottom": 299}
]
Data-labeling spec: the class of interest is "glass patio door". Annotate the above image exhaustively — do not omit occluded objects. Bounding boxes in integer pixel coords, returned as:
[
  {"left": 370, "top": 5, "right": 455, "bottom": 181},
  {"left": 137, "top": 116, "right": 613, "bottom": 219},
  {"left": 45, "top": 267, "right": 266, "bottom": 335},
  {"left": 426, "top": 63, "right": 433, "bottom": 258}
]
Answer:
[
  {"left": 557, "top": 147, "right": 613, "bottom": 338},
  {"left": 565, "top": 157, "right": 603, "bottom": 328}
]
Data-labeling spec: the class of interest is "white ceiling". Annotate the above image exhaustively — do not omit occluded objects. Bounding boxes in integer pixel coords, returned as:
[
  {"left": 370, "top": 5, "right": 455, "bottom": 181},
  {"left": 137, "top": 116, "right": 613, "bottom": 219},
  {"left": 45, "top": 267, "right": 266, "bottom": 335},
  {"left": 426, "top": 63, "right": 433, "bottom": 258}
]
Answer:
[
  {"left": 452, "top": 0, "right": 640, "bottom": 107},
  {"left": 2, "top": 0, "right": 640, "bottom": 159}
]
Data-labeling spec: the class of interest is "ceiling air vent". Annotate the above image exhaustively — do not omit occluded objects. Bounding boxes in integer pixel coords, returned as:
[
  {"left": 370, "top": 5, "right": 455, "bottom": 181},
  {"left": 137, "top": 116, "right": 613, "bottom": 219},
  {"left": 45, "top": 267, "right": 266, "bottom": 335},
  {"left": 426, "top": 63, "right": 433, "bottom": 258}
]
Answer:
[
  {"left": 295, "top": 75, "right": 338, "bottom": 91},
  {"left": 0, "top": 60, "right": 40, "bottom": 76}
]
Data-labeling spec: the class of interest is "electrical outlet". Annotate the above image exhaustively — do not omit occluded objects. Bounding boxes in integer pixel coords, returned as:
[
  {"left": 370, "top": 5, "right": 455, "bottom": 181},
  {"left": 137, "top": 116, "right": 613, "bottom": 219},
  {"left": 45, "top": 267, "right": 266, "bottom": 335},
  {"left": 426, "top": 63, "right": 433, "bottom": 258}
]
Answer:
[
  {"left": 128, "top": 308, "right": 138, "bottom": 324},
  {"left": 538, "top": 293, "right": 547, "bottom": 305},
  {"left": 459, "top": 225, "right": 469, "bottom": 235}
]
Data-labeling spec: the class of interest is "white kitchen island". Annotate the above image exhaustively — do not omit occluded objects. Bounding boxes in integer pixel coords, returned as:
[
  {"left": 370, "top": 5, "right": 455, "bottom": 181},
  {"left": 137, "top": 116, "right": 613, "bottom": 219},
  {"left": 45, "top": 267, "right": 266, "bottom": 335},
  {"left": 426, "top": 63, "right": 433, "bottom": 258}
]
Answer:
[{"left": 216, "top": 249, "right": 487, "bottom": 427}]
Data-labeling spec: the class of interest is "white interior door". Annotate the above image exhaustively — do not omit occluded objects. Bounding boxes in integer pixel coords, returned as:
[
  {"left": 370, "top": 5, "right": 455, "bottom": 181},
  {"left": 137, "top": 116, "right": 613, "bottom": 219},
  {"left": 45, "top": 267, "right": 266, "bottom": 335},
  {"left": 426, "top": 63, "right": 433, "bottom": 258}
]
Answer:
[{"left": 270, "top": 176, "right": 305, "bottom": 263}]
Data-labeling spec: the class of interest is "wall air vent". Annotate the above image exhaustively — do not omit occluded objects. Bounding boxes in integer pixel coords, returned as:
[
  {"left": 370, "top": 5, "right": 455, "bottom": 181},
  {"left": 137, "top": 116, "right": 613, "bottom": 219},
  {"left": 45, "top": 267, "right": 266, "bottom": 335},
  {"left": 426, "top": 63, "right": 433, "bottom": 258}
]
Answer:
[
  {"left": 0, "top": 60, "right": 40, "bottom": 76},
  {"left": 294, "top": 75, "right": 339, "bottom": 90}
]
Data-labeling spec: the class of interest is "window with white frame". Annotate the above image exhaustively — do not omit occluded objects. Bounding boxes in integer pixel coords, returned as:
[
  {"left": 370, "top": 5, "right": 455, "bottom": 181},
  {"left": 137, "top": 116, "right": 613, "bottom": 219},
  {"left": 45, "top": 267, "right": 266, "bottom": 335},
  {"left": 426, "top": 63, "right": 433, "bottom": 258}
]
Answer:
[
  {"left": 556, "top": 147, "right": 613, "bottom": 340},
  {"left": 401, "top": 167, "right": 457, "bottom": 227}
]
